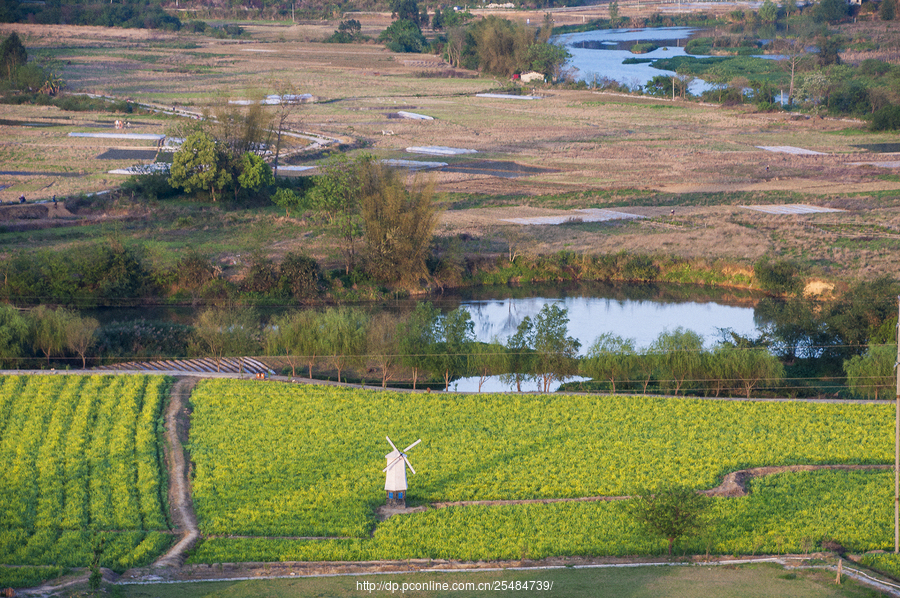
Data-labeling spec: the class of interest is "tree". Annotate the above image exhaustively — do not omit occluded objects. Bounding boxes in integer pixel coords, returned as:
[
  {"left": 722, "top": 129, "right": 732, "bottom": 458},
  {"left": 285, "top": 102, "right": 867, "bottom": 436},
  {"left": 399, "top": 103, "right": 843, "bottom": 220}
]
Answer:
[
  {"left": 531, "top": 304, "right": 580, "bottom": 393},
  {"left": 327, "top": 19, "right": 363, "bottom": 43},
  {"left": 321, "top": 307, "right": 368, "bottom": 383},
  {"left": 758, "top": 0, "right": 778, "bottom": 22},
  {"left": 466, "top": 16, "right": 533, "bottom": 77},
  {"left": 0, "top": 32, "right": 27, "bottom": 81},
  {"left": 29, "top": 305, "right": 68, "bottom": 366},
  {"left": 650, "top": 328, "right": 704, "bottom": 395},
  {"left": 278, "top": 252, "right": 321, "bottom": 301},
  {"left": 267, "top": 310, "right": 322, "bottom": 378},
  {"left": 397, "top": 301, "right": 440, "bottom": 389},
  {"left": 391, "top": 0, "right": 423, "bottom": 25},
  {"left": 237, "top": 152, "right": 273, "bottom": 193},
  {"left": 471, "top": 339, "right": 508, "bottom": 392},
  {"left": 360, "top": 164, "right": 440, "bottom": 285},
  {"left": 881, "top": 0, "right": 896, "bottom": 20},
  {"left": 433, "top": 307, "right": 474, "bottom": 390},
  {"left": 443, "top": 25, "right": 467, "bottom": 68},
  {"left": 272, "top": 187, "right": 304, "bottom": 217},
  {"left": 268, "top": 81, "right": 304, "bottom": 177},
  {"left": 813, "top": 0, "right": 849, "bottom": 23},
  {"left": 755, "top": 297, "right": 829, "bottom": 361},
  {"left": 192, "top": 307, "right": 259, "bottom": 372},
  {"left": 307, "top": 154, "right": 372, "bottom": 275},
  {"left": 627, "top": 486, "right": 711, "bottom": 557},
  {"left": 728, "top": 347, "right": 784, "bottom": 398},
  {"left": 753, "top": 257, "right": 800, "bottom": 294},
  {"left": 0, "top": 303, "right": 28, "bottom": 368},
  {"left": 502, "top": 315, "right": 536, "bottom": 392},
  {"left": 206, "top": 98, "right": 272, "bottom": 159},
  {"left": 379, "top": 19, "right": 426, "bottom": 53},
  {"left": 582, "top": 333, "right": 638, "bottom": 394},
  {"left": 168, "top": 131, "right": 232, "bottom": 202},
  {"left": 844, "top": 344, "right": 896, "bottom": 400},
  {"left": 817, "top": 35, "right": 843, "bottom": 67},
  {"left": 367, "top": 312, "right": 401, "bottom": 387},
  {"left": 65, "top": 313, "right": 100, "bottom": 369},
  {"left": 524, "top": 42, "right": 570, "bottom": 82},
  {"left": 174, "top": 250, "right": 219, "bottom": 306},
  {"left": 775, "top": 37, "right": 807, "bottom": 105}
]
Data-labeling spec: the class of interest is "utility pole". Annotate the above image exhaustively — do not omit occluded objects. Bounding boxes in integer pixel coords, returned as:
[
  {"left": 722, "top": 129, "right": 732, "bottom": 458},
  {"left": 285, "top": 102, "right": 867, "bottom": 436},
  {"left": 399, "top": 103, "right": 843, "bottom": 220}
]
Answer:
[{"left": 895, "top": 295, "right": 899, "bottom": 553}]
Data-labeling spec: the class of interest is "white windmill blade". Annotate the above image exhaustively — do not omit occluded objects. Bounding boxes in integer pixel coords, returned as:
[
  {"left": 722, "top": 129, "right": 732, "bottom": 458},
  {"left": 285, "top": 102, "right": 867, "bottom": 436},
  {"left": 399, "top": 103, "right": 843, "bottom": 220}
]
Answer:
[
  {"left": 383, "top": 455, "right": 404, "bottom": 473},
  {"left": 402, "top": 454, "right": 416, "bottom": 475},
  {"left": 403, "top": 439, "right": 422, "bottom": 452},
  {"left": 385, "top": 436, "right": 399, "bottom": 453}
]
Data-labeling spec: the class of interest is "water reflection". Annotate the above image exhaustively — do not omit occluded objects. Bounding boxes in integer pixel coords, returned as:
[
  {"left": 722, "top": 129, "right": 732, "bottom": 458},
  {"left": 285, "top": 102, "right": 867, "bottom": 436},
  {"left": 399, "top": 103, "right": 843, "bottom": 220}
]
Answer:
[{"left": 459, "top": 294, "right": 758, "bottom": 354}]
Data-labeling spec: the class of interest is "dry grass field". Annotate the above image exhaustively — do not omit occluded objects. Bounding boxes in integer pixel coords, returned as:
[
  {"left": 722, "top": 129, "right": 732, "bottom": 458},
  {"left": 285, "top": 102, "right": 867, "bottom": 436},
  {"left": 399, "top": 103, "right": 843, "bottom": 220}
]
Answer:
[{"left": 1, "top": 16, "right": 899, "bottom": 279}]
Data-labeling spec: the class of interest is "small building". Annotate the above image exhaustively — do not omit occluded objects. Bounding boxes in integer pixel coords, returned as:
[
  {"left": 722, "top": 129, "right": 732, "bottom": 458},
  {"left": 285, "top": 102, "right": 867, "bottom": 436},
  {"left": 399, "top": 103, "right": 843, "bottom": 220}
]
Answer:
[{"left": 519, "top": 71, "right": 545, "bottom": 83}]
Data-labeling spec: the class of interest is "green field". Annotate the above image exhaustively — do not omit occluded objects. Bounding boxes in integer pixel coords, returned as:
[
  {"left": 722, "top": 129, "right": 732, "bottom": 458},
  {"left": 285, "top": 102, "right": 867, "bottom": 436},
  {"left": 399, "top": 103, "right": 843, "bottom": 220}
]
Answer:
[
  {"left": 0, "top": 375, "right": 174, "bottom": 571},
  {"left": 187, "top": 380, "right": 893, "bottom": 561}
]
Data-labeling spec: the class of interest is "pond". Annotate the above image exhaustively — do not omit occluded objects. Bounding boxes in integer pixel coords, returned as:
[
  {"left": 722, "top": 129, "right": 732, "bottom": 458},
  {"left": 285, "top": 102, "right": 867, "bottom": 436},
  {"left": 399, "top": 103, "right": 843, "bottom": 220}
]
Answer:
[
  {"left": 86, "top": 282, "right": 766, "bottom": 393},
  {"left": 552, "top": 26, "right": 713, "bottom": 93},
  {"left": 447, "top": 282, "right": 762, "bottom": 392}
]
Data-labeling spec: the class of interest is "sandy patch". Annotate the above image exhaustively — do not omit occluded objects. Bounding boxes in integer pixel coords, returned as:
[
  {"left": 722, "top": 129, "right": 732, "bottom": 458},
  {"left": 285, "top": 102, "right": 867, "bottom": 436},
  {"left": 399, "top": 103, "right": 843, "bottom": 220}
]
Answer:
[{"left": 803, "top": 280, "right": 835, "bottom": 298}]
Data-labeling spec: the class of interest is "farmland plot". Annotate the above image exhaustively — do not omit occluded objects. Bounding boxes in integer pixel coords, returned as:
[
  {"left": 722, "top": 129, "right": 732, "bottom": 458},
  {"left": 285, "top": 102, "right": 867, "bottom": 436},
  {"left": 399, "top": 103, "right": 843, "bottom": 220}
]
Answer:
[
  {"left": 0, "top": 375, "right": 173, "bottom": 571},
  {"left": 188, "top": 380, "right": 892, "bottom": 558},
  {"left": 190, "top": 469, "right": 894, "bottom": 562}
]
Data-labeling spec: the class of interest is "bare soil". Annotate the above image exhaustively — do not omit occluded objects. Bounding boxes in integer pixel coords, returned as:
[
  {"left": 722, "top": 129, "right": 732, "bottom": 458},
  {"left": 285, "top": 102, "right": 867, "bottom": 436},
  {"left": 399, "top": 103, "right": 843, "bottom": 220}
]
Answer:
[
  {"left": 1, "top": 17, "right": 899, "bottom": 279},
  {"left": 153, "top": 377, "right": 200, "bottom": 569}
]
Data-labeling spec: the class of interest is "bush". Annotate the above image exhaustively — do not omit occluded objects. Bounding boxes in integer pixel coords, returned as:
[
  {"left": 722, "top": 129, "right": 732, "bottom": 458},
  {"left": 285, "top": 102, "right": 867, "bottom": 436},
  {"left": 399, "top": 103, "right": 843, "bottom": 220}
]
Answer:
[
  {"left": 121, "top": 171, "right": 178, "bottom": 200},
  {"left": 279, "top": 253, "right": 321, "bottom": 301},
  {"left": 622, "top": 255, "right": 660, "bottom": 282},
  {"left": 871, "top": 104, "right": 900, "bottom": 131},
  {"left": 754, "top": 258, "right": 800, "bottom": 294}
]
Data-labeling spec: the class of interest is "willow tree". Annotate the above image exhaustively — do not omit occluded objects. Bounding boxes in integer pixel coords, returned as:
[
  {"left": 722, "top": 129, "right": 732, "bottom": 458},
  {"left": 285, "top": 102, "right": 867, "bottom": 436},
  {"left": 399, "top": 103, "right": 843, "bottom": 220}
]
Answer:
[
  {"left": 321, "top": 307, "right": 368, "bottom": 383},
  {"left": 845, "top": 344, "right": 897, "bottom": 400},
  {"left": 651, "top": 328, "right": 704, "bottom": 396},
  {"left": 267, "top": 310, "right": 323, "bottom": 378},
  {"left": 192, "top": 307, "right": 259, "bottom": 372},
  {"left": 366, "top": 312, "right": 401, "bottom": 388},
  {"left": 582, "top": 333, "right": 638, "bottom": 394}
]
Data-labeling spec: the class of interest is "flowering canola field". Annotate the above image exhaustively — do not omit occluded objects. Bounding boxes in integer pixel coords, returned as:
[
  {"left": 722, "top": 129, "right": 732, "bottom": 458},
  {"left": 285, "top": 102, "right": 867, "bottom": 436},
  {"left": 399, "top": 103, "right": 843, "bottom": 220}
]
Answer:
[
  {"left": 189, "top": 379, "right": 892, "bottom": 560},
  {"left": 0, "top": 375, "right": 173, "bottom": 571}
]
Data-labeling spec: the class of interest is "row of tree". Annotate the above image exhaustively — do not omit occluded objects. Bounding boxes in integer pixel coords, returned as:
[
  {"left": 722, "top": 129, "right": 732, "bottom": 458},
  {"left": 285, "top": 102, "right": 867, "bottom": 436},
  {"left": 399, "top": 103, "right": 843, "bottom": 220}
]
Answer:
[{"left": 3, "top": 299, "right": 894, "bottom": 399}]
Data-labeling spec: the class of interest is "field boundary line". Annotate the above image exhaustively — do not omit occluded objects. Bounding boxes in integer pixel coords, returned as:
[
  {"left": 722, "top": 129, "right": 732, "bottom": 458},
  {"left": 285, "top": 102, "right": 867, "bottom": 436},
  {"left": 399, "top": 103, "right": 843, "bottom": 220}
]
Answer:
[{"left": 152, "top": 377, "right": 200, "bottom": 568}]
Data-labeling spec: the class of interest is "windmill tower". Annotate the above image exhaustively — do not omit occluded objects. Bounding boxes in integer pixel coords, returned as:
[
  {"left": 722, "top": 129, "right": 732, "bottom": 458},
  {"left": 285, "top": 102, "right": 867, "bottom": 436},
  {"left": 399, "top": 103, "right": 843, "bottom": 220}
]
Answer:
[{"left": 383, "top": 436, "right": 421, "bottom": 507}]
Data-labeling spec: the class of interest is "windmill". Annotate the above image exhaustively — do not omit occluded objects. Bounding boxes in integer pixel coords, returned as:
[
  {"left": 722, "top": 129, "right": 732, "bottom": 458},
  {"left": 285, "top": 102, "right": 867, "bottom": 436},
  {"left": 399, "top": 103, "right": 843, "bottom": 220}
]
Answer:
[{"left": 383, "top": 436, "right": 421, "bottom": 507}]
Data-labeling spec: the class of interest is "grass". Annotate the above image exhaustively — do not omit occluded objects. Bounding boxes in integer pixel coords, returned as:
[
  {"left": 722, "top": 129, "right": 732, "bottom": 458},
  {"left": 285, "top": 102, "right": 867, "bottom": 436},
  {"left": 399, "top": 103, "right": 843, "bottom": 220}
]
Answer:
[{"left": 89, "top": 564, "right": 884, "bottom": 598}]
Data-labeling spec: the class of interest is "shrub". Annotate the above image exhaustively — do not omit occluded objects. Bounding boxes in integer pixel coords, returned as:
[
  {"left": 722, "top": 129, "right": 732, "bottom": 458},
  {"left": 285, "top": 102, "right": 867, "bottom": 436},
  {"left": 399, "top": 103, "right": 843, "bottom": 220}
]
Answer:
[
  {"left": 872, "top": 104, "right": 900, "bottom": 131},
  {"left": 753, "top": 258, "right": 800, "bottom": 294}
]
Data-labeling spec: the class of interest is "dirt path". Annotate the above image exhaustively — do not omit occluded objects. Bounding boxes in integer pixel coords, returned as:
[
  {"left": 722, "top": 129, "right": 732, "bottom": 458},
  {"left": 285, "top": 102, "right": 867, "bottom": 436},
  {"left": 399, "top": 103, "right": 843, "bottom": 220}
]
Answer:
[{"left": 152, "top": 377, "right": 200, "bottom": 568}]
